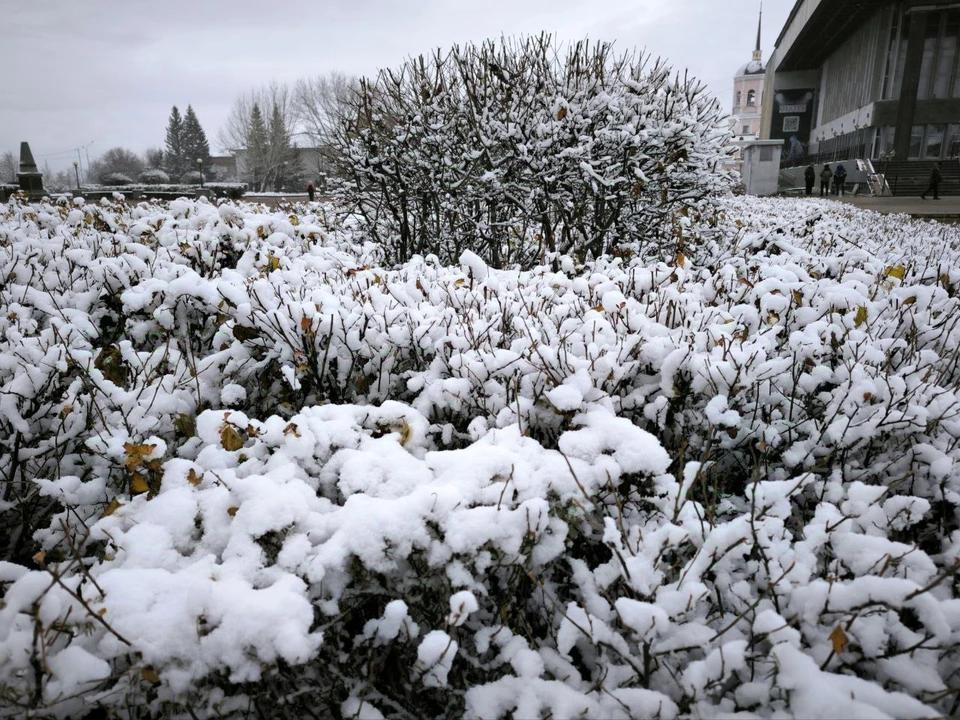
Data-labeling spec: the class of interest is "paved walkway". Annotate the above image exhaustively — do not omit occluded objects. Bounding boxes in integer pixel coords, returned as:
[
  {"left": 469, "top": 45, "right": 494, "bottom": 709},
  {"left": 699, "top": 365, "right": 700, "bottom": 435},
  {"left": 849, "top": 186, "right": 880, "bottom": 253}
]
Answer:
[{"left": 836, "top": 195, "right": 960, "bottom": 220}]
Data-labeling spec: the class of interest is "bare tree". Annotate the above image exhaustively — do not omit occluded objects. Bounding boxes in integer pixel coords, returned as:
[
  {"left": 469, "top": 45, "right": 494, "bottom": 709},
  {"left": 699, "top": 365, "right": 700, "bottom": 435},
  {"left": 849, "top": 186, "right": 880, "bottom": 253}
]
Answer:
[
  {"left": 293, "top": 72, "right": 356, "bottom": 189},
  {"left": 87, "top": 147, "right": 144, "bottom": 183},
  {"left": 295, "top": 72, "right": 356, "bottom": 146},
  {"left": 218, "top": 82, "right": 301, "bottom": 191},
  {"left": 0, "top": 151, "right": 16, "bottom": 182}
]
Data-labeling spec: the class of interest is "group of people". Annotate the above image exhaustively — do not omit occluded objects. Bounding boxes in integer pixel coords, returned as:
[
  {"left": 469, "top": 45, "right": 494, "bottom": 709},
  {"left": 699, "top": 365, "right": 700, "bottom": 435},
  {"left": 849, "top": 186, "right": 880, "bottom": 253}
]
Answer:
[
  {"left": 804, "top": 163, "right": 847, "bottom": 197},
  {"left": 803, "top": 161, "right": 945, "bottom": 200}
]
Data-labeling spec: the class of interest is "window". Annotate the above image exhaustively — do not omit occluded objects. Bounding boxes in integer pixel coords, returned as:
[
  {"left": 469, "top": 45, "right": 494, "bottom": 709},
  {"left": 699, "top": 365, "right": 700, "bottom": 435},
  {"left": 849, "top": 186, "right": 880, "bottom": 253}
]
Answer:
[
  {"left": 923, "top": 124, "right": 946, "bottom": 158},
  {"left": 747, "top": 90, "right": 756, "bottom": 106},
  {"left": 909, "top": 125, "right": 925, "bottom": 159},
  {"left": 918, "top": 13, "right": 941, "bottom": 99},
  {"left": 759, "top": 146, "right": 774, "bottom": 162},
  {"left": 933, "top": 11, "right": 959, "bottom": 97},
  {"left": 882, "top": 11, "right": 911, "bottom": 100},
  {"left": 735, "top": 90, "right": 742, "bottom": 108},
  {"left": 743, "top": 125, "right": 750, "bottom": 135},
  {"left": 947, "top": 124, "right": 960, "bottom": 158},
  {"left": 872, "top": 126, "right": 896, "bottom": 159}
]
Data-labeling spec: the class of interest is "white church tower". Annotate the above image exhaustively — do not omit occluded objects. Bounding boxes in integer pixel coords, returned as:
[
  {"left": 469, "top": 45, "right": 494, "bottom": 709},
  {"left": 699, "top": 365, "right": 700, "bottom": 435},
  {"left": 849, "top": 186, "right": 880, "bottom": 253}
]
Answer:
[{"left": 729, "top": 5, "right": 767, "bottom": 165}]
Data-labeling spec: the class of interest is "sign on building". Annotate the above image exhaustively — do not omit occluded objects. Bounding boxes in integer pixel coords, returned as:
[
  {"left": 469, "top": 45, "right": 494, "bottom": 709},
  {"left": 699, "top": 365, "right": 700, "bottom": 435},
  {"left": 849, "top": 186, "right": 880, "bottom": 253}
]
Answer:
[{"left": 770, "top": 90, "right": 815, "bottom": 166}]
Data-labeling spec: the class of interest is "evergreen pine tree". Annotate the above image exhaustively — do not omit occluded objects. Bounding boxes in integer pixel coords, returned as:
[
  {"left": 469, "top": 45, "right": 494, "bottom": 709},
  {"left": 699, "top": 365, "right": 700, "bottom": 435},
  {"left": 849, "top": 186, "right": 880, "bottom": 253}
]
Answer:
[
  {"left": 163, "top": 106, "right": 184, "bottom": 180},
  {"left": 268, "top": 103, "right": 301, "bottom": 191},
  {"left": 181, "top": 105, "right": 211, "bottom": 173},
  {"left": 247, "top": 103, "right": 270, "bottom": 191}
]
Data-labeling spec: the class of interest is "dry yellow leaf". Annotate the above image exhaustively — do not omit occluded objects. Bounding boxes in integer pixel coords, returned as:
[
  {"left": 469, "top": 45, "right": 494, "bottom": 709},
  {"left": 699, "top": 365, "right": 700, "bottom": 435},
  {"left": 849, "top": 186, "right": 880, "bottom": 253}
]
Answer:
[
  {"left": 854, "top": 306, "right": 868, "bottom": 327},
  {"left": 103, "top": 497, "right": 121, "bottom": 517},
  {"left": 400, "top": 420, "right": 412, "bottom": 447},
  {"left": 829, "top": 625, "right": 849, "bottom": 655},
  {"left": 227, "top": 506, "right": 239, "bottom": 517},
  {"left": 32, "top": 551, "right": 46, "bottom": 566},
  {"left": 141, "top": 667, "right": 161, "bottom": 684},
  {"left": 884, "top": 265, "right": 906, "bottom": 280},
  {"left": 131, "top": 474, "right": 150, "bottom": 494},
  {"left": 676, "top": 252, "right": 685, "bottom": 268},
  {"left": 220, "top": 424, "right": 245, "bottom": 452}
]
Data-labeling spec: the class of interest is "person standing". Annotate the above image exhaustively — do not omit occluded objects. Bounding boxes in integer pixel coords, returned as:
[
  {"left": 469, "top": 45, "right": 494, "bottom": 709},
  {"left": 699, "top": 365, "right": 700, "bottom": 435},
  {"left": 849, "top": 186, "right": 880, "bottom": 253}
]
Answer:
[
  {"left": 921, "top": 163, "right": 942, "bottom": 200},
  {"left": 307, "top": 182, "right": 316, "bottom": 202},
  {"left": 834, "top": 163, "right": 847, "bottom": 196},
  {"left": 820, "top": 164, "right": 833, "bottom": 197},
  {"left": 804, "top": 165, "right": 816, "bottom": 196}
]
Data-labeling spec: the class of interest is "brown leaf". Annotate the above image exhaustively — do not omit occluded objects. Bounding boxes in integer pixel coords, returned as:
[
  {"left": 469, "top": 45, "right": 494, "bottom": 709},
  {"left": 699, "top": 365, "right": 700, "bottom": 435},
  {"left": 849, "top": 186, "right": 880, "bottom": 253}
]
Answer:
[
  {"left": 556, "top": 106, "right": 568, "bottom": 121},
  {"left": 103, "top": 497, "right": 122, "bottom": 517},
  {"left": 829, "top": 625, "right": 849, "bottom": 655},
  {"left": 32, "top": 551, "right": 46, "bottom": 566},
  {"left": 855, "top": 305, "right": 868, "bottom": 327},
  {"left": 174, "top": 413, "right": 196, "bottom": 438},
  {"left": 283, "top": 423, "right": 301, "bottom": 438},
  {"left": 227, "top": 506, "right": 239, "bottom": 517},
  {"left": 141, "top": 667, "right": 161, "bottom": 684},
  {"left": 675, "top": 252, "right": 685, "bottom": 269},
  {"left": 187, "top": 469, "right": 203, "bottom": 487},
  {"left": 131, "top": 474, "right": 150, "bottom": 494},
  {"left": 300, "top": 316, "right": 312, "bottom": 332},
  {"left": 232, "top": 324, "right": 260, "bottom": 342},
  {"left": 220, "top": 423, "right": 246, "bottom": 452},
  {"left": 725, "top": 427, "right": 738, "bottom": 440}
]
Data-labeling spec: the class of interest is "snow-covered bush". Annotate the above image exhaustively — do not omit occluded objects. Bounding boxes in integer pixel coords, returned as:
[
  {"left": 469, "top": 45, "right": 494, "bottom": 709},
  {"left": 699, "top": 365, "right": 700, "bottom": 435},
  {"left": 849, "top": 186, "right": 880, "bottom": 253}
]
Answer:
[
  {"left": 180, "top": 170, "right": 203, "bottom": 185},
  {"left": 138, "top": 169, "right": 171, "bottom": 185},
  {"left": 335, "top": 35, "right": 733, "bottom": 267},
  {"left": 1, "top": 194, "right": 959, "bottom": 718},
  {"left": 101, "top": 172, "right": 134, "bottom": 186}
]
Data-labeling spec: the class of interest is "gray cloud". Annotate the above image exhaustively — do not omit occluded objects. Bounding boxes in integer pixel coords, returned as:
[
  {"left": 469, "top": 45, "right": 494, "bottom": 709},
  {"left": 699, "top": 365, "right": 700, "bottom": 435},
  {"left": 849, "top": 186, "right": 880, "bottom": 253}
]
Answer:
[{"left": 1, "top": 0, "right": 791, "bottom": 171}]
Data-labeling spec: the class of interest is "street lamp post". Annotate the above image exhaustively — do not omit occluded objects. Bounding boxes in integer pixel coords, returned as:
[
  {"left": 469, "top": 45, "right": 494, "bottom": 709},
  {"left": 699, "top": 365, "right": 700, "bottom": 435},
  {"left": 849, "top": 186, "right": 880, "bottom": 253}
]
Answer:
[
  {"left": 880, "top": 149, "right": 895, "bottom": 197},
  {"left": 73, "top": 161, "right": 80, "bottom": 190},
  {"left": 197, "top": 158, "right": 204, "bottom": 188}
]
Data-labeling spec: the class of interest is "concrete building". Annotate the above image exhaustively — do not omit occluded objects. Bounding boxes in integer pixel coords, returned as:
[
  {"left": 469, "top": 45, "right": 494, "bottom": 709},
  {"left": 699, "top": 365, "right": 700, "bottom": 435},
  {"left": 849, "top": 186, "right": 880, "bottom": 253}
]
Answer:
[
  {"left": 729, "top": 8, "right": 768, "bottom": 168},
  {"left": 761, "top": 0, "right": 960, "bottom": 193}
]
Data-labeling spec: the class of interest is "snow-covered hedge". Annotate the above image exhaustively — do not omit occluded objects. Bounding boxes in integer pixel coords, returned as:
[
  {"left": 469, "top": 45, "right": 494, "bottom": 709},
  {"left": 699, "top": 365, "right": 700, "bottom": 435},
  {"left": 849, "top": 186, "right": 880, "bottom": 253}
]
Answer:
[
  {"left": 335, "top": 35, "right": 733, "bottom": 267},
  {"left": 0, "top": 194, "right": 959, "bottom": 718},
  {"left": 138, "top": 169, "right": 171, "bottom": 185},
  {"left": 101, "top": 173, "right": 134, "bottom": 186}
]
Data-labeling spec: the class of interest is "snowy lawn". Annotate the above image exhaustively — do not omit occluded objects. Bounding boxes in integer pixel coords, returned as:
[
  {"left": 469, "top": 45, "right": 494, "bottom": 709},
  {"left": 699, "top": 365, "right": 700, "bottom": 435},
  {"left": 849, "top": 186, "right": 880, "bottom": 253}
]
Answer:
[{"left": 1, "top": 194, "right": 959, "bottom": 718}]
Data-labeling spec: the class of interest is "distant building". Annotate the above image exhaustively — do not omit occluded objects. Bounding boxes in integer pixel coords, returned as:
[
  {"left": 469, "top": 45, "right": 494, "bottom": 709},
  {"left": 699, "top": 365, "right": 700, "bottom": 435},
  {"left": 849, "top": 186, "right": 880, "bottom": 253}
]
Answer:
[
  {"left": 728, "top": 8, "right": 767, "bottom": 169},
  {"left": 762, "top": 0, "right": 960, "bottom": 166},
  {"left": 207, "top": 156, "right": 238, "bottom": 181}
]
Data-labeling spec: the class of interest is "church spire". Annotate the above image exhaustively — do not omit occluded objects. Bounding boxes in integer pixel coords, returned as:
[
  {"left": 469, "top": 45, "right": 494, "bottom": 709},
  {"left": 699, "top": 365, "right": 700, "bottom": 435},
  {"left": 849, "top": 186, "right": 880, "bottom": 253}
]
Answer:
[{"left": 753, "top": 2, "right": 763, "bottom": 60}]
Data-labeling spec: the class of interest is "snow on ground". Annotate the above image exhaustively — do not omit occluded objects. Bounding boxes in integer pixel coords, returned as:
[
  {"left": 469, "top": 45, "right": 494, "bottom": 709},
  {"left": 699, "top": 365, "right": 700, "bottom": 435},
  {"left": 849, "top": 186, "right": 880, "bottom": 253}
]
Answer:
[{"left": 0, "top": 194, "right": 959, "bottom": 718}]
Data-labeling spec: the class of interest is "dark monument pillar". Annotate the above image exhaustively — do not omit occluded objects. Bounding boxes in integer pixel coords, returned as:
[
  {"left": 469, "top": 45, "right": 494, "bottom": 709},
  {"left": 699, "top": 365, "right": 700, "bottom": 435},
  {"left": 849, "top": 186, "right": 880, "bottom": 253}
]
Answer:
[
  {"left": 894, "top": 11, "right": 929, "bottom": 161},
  {"left": 17, "top": 141, "right": 44, "bottom": 196}
]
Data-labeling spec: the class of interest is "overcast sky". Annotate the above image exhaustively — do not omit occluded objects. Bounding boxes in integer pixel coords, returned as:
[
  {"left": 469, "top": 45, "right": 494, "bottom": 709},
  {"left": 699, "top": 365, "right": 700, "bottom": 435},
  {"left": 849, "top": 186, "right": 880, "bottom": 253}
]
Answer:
[{"left": 2, "top": 0, "right": 793, "bottom": 172}]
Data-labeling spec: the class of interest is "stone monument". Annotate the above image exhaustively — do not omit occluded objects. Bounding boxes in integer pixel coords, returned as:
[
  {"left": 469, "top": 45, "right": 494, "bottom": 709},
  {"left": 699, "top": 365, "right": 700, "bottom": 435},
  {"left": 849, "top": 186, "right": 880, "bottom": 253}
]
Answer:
[{"left": 17, "top": 141, "right": 44, "bottom": 196}]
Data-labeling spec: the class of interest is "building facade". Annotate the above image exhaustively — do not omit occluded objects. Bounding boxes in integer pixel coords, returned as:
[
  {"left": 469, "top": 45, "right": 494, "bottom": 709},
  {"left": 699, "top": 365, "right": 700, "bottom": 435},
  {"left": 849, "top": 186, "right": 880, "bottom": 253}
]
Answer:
[{"left": 761, "top": 0, "right": 960, "bottom": 165}]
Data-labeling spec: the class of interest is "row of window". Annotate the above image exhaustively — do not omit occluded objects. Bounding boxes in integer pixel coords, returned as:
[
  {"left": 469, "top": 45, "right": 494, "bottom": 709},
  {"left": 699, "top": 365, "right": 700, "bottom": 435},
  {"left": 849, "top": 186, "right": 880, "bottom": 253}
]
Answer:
[
  {"left": 882, "top": 9, "right": 960, "bottom": 101},
  {"left": 872, "top": 124, "right": 960, "bottom": 160}
]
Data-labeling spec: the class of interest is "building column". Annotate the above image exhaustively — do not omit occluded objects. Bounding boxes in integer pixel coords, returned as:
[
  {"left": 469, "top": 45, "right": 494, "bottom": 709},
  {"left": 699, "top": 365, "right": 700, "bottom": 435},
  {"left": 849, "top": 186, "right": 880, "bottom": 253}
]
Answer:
[{"left": 894, "top": 10, "right": 930, "bottom": 160}]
